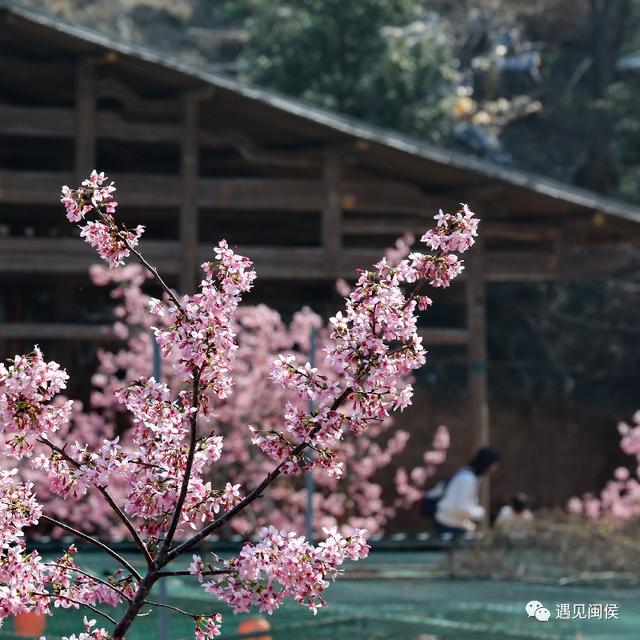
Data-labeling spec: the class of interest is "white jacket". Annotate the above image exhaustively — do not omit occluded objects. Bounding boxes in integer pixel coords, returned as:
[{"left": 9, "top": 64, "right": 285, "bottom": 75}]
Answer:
[{"left": 435, "top": 468, "right": 485, "bottom": 530}]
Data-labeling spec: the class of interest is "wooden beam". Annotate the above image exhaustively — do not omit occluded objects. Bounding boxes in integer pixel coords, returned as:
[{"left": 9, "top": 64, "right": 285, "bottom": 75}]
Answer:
[
  {"left": 474, "top": 250, "right": 558, "bottom": 282},
  {"left": 0, "top": 171, "right": 316, "bottom": 209},
  {"left": 341, "top": 182, "right": 452, "bottom": 215},
  {"left": 211, "top": 246, "right": 326, "bottom": 280},
  {"left": 322, "top": 152, "right": 342, "bottom": 273},
  {"left": 0, "top": 237, "right": 585, "bottom": 281},
  {"left": 0, "top": 323, "right": 114, "bottom": 341},
  {"left": 96, "top": 77, "right": 180, "bottom": 115},
  {"left": 465, "top": 233, "right": 491, "bottom": 524},
  {"left": 0, "top": 238, "right": 180, "bottom": 274},
  {"left": 0, "top": 103, "right": 181, "bottom": 142},
  {"left": 198, "top": 177, "right": 321, "bottom": 211},
  {"left": 338, "top": 247, "right": 557, "bottom": 281},
  {"left": 342, "top": 218, "right": 424, "bottom": 236},
  {"left": 0, "top": 104, "right": 75, "bottom": 138},
  {"left": 466, "top": 238, "right": 490, "bottom": 451},
  {"left": 74, "top": 59, "right": 97, "bottom": 180},
  {"left": 343, "top": 218, "right": 561, "bottom": 241},
  {"left": 0, "top": 104, "right": 316, "bottom": 164},
  {"left": 0, "top": 53, "right": 70, "bottom": 82},
  {"left": 418, "top": 327, "right": 469, "bottom": 346},
  {"left": 179, "top": 96, "right": 200, "bottom": 294},
  {"left": 0, "top": 169, "right": 451, "bottom": 215}
]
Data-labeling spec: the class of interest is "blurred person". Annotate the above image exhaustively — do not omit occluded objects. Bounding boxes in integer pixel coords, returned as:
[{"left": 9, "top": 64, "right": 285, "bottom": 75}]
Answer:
[
  {"left": 495, "top": 492, "right": 534, "bottom": 538},
  {"left": 434, "top": 447, "right": 500, "bottom": 537}
]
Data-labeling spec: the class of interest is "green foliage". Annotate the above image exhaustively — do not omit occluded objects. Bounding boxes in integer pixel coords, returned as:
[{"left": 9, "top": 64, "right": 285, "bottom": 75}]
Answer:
[{"left": 242, "top": 0, "right": 458, "bottom": 143}]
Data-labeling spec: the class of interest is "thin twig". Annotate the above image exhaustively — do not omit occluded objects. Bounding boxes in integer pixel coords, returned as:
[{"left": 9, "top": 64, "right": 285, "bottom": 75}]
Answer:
[
  {"left": 123, "top": 236, "right": 184, "bottom": 312},
  {"left": 40, "top": 515, "right": 141, "bottom": 581},
  {"left": 156, "top": 569, "right": 231, "bottom": 578},
  {"left": 143, "top": 600, "right": 200, "bottom": 618}
]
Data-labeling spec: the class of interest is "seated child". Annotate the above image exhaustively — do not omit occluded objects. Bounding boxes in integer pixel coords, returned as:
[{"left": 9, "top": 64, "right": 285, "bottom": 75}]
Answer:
[{"left": 495, "top": 492, "right": 534, "bottom": 538}]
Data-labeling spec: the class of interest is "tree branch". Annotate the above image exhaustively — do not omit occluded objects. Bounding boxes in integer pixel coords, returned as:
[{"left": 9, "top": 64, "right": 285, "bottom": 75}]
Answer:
[
  {"left": 122, "top": 235, "right": 184, "bottom": 313},
  {"left": 40, "top": 515, "right": 141, "bottom": 581},
  {"left": 160, "top": 369, "right": 201, "bottom": 556}
]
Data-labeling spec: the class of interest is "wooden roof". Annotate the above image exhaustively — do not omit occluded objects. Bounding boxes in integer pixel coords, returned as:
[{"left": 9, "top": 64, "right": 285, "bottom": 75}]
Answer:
[{"left": 2, "top": 0, "right": 640, "bottom": 235}]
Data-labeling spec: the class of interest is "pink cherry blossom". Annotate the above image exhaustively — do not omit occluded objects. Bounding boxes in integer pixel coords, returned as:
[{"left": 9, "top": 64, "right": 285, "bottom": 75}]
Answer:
[
  {"left": 196, "top": 526, "right": 369, "bottom": 615},
  {"left": 0, "top": 175, "right": 475, "bottom": 639},
  {"left": 80, "top": 220, "right": 145, "bottom": 269},
  {"left": 194, "top": 613, "right": 222, "bottom": 639},
  {"left": 0, "top": 347, "right": 73, "bottom": 458},
  {"left": 60, "top": 170, "right": 144, "bottom": 268},
  {"left": 150, "top": 240, "right": 256, "bottom": 398},
  {"left": 569, "top": 410, "right": 640, "bottom": 526}
]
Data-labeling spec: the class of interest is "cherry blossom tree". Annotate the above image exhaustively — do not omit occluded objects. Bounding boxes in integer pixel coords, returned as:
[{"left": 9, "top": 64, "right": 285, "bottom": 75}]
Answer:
[
  {"left": 0, "top": 171, "right": 478, "bottom": 639},
  {"left": 52, "top": 261, "right": 446, "bottom": 538},
  {"left": 568, "top": 410, "right": 640, "bottom": 525}
]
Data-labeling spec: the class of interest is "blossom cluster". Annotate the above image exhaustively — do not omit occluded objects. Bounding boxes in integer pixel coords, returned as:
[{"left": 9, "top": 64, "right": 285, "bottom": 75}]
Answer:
[
  {"left": 0, "top": 538, "right": 129, "bottom": 629},
  {"left": 61, "top": 171, "right": 144, "bottom": 268},
  {"left": 0, "top": 347, "right": 73, "bottom": 458},
  {"left": 150, "top": 240, "right": 256, "bottom": 400},
  {"left": 569, "top": 410, "right": 640, "bottom": 525},
  {"left": 421, "top": 204, "right": 479, "bottom": 253},
  {"left": 0, "top": 545, "right": 47, "bottom": 619},
  {"left": 193, "top": 526, "right": 368, "bottom": 615},
  {"left": 0, "top": 469, "right": 42, "bottom": 547},
  {"left": 194, "top": 613, "right": 222, "bottom": 640},
  {"left": 253, "top": 205, "right": 477, "bottom": 477},
  {"left": 71, "top": 278, "right": 429, "bottom": 537},
  {"left": 123, "top": 378, "right": 235, "bottom": 535},
  {"left": 63, "top": 617, "right": 111, "bottom": 640}
]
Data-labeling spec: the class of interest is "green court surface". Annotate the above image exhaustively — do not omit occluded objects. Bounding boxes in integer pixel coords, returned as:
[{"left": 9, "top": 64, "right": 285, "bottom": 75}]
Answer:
[{"left": 2, "top": 552, "right": 638, "bottom": 639}]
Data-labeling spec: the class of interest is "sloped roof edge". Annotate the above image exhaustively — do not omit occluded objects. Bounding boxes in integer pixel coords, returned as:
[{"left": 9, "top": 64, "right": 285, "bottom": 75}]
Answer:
[{"left": 3, "top": 0, "right": 640, "bottom": 225}]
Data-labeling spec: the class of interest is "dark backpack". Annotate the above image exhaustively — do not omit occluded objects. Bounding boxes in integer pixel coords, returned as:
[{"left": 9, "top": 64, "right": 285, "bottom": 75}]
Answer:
[{"left": 421, "top": 477, "right": 451, "bottom": 517}]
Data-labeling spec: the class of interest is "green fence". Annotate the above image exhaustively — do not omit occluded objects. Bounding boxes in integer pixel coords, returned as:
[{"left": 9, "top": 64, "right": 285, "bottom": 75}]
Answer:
[{"left": 2, "top": 551, "right": 638, "bottom": 639}]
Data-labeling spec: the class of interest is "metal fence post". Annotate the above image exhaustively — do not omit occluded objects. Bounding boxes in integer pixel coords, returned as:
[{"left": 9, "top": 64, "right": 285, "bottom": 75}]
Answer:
[
  {"left": 304, "top": 326, "right": 318, "bottom": 543},
  {"left": 152, "top": 335, "right": 169, "bottom": 640}
]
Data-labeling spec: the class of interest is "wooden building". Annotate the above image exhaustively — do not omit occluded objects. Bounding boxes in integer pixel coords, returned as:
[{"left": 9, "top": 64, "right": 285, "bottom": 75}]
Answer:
[{"left": 1, "top": 3, "right": 640, "bottom": 506}]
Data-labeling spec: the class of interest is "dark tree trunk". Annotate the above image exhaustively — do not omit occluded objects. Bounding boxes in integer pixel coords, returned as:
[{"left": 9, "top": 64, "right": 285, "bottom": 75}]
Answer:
[{"left": 576, "top": 0, "right": 631, "bottom": 194}]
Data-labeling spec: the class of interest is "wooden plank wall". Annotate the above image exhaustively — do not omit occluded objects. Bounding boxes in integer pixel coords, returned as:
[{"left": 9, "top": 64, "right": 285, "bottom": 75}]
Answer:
[{"left": 0, "top": 50, "right": 590, "bottom": 521}]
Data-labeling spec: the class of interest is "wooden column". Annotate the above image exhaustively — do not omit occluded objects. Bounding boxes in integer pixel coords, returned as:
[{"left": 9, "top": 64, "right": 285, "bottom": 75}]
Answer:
[
  {"left": 321, "top": 151, "right": 342, "bottom": 274},
  {"left": 179, "top": 96, "right": 200, "bottom": 294},
  {"left": 74, "top": 59, "right": 97, "bottom": 180},
  {"left": 58, "top": 59, "right": 98, "bottom": 369},
  {"left": 466, "top": 233, "right": 491, "bottom": 523}
]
